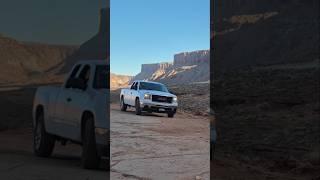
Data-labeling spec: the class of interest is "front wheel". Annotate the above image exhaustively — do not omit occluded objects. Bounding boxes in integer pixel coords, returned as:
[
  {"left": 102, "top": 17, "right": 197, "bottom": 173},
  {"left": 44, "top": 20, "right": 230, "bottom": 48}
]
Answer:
[
  {"left": 135, "top": 98, "right": 142, "bottom": 115},
  {"left": 33, "top": 111, "right": 55, "bottom": 157},
  {"left": 167, "top": 111, "right": 175, "bottom": 118},
  {"left": 82, "top": 117, "right": 100, "bottom": 169},
  {"left": 120, "top": 97, "right": 127, "bottom": 111}
]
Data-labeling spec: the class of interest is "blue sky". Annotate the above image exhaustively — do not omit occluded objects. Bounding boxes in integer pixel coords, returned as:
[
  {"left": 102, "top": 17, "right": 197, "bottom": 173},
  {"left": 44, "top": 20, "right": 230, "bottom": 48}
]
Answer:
[
  {"left": 111, "top": 0, "right": 209, "bottom": 75},
  {"left": 0, "top": 0, "right": 105, "bottom": 45}
]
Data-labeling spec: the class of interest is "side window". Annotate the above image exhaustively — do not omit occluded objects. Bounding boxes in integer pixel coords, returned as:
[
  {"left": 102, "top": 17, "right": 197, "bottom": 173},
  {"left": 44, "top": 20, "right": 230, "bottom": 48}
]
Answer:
[
  {"left": 134, "top": 82, "right": 138, "bottom": 90},
  {"left": 78, "top": 65, "right": 91, "bottom": 86},
  {"left": 130, "top": 82, "right": 136, "bottom": 89},
  {"left": 70, "top": 64, "right": 81, "bottom": 78},
  {"left": 93, "top": 65, "right": 109, "bottom": 89},
  {"left": 65, "top": 64, "right": 81, "bottom": 88}
]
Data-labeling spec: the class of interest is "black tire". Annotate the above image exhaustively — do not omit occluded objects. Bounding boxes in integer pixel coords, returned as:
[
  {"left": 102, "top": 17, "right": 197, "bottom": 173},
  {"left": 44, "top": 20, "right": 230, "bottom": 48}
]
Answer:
[
  {"left": 135, "top": 98, "right": 142, "bottom": 115},
  {"left": 120, "top": 96, "right": 127, "bottom": 111},
  {"left": 81, "top": 117, "right": 100, "bottom": 169},
  {"left": 210, "top": 143, "right": 215, "bottom": 161},
  {"left": 167, "top": 111, "right": 175, "bottom": 118},
  {"left": 33, "top": 110, "right": 55, "bottom": 157}
]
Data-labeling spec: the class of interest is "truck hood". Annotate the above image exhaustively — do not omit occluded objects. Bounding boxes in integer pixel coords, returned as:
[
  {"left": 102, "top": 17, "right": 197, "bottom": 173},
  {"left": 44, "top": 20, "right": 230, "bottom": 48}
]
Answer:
[{"left": 139, "top": 90, "right": 176, "bottom": 97}]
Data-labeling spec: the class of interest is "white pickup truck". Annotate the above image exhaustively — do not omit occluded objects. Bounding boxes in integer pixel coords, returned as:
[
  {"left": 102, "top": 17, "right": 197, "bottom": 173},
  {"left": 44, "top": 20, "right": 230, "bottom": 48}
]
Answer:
[
  {"left": 32, "top": 60, "right": 109, "bottom": 169},
  {"left": 120, "top": 80, "right": 178, "bottom": 117}
]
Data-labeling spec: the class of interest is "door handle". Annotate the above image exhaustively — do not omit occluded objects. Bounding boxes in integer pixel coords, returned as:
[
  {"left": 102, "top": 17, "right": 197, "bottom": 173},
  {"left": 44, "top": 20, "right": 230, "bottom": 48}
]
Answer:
[{"left": 66, "top": 97, "right": 72, "bottom": 102}]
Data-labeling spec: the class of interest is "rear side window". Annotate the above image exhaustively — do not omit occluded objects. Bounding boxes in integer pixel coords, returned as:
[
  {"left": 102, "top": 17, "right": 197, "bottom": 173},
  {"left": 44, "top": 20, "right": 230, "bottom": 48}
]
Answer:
[{"left": 93, "top": 65, "right": 109, "bottom": 89}]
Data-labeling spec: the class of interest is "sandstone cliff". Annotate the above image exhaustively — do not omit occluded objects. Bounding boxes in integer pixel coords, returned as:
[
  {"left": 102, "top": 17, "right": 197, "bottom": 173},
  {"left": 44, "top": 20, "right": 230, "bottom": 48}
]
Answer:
[
  {"left": 131, "top": 50, "right": 210, "bottom": 85},
  {"left": 60, "top": 7, "right": 110, "bottom": 73}
]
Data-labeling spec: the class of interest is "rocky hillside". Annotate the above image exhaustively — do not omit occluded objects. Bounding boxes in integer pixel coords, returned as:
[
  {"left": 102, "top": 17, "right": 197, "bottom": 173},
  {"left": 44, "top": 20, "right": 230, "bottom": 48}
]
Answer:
[
  {"left": 110, "top": 73, "right": 132, "bottom": 90},
  {"left": 213, "top": 0, "right": 319, "bottom": 71},
  {"left": 0, "top": 6, "right": 109, "bottom": 86},
  {"left": 132, "top": 50, "right": 209, "bottom": 85},
  {"left": 212, "top": 1, "right": 320, "bottom": 178},
  {"left": 0, "top": 34, "right": 77, "bottom": 85}
]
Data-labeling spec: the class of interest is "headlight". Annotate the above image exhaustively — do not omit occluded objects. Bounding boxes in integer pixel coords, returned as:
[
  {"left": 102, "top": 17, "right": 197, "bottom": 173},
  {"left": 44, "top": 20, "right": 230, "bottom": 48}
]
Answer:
[
  {"left": 173, "top": 97, "right": 177, "bottom": 102},
  {"left": 144, "top": 93, "right": 151, "bottom": 99}
]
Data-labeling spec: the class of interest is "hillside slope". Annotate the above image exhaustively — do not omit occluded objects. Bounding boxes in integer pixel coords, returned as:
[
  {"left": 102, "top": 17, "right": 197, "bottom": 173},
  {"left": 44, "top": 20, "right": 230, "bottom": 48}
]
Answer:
[
  {"left": 214, "top": 0, "right": 319, "bottom": 71},
  {"left": 0, "top": 34, "right": 77, "bottom": 85},
  {"left": 110, "top": 73, "right": 132, "bottom": 90}
]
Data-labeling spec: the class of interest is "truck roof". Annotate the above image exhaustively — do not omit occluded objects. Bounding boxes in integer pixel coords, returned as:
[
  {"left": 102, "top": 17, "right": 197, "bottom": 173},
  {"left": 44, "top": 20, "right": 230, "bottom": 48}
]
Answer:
[{"left": 132, "top": 80, "right": 164, "bottom": 85}]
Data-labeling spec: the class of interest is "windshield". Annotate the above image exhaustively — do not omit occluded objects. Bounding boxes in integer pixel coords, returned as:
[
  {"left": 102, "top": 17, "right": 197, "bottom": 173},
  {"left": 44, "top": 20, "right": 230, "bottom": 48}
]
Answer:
[
  {"left": 139, "top": 82, "right": 168, "bottom": 92},
  {"left": 93, "top": 65, "right": 109, "bottom": 89}
]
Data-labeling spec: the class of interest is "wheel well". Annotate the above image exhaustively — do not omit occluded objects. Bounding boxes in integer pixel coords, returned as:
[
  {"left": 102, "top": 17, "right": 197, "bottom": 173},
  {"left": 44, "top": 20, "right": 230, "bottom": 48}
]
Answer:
[
  {"left": 35, "top": 105, "right": 44, "bottom": 120},
  {"left": 81, "top": 111, "right": 94, "bottom": 140},
  {"left": 35, "top": 105, "right": 45, "bottom": 130}
]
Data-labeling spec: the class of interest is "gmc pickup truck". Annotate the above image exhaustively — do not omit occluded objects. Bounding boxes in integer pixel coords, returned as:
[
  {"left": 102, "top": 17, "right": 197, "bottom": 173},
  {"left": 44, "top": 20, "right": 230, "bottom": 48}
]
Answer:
[
  {"left": 120, "top": 80, "right": 178, "bottom": 117},
  {"left": 32, "top": 60, "right": 109, "bottom": 169}
]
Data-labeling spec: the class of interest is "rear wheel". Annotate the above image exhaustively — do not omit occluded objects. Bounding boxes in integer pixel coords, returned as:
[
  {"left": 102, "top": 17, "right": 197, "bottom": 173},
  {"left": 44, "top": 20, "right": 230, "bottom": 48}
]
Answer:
[
  {"left": 135, "top": 98, "right": 142, "bottom": 115},
  {"left": 120, "top": 97, "right": 127, "bottom": 111},
  {"left": 82, "top": 117, "right": 100, "bottom": 169},
  {"left": 167, "top": 111, "right": 175, "bottom": 118},
  {"left": 33, "top": 110, "right": 55, "bottom": 157}
]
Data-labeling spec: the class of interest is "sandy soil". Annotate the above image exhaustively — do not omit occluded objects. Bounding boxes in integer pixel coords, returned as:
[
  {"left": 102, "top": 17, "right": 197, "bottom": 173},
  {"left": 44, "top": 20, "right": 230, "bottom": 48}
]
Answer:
[
  {"left": 110, "top": 104, "right": 210, "bottom": 180},
  {"left": 212, "top": 67, "right": 320, "bottom": 180}
]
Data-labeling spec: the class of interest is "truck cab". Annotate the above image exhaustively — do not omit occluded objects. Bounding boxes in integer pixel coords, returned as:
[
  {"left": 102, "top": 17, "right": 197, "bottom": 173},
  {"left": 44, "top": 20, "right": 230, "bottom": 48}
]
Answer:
[{"left": 32, "top": 60, "right": 109, "bottom": 169}]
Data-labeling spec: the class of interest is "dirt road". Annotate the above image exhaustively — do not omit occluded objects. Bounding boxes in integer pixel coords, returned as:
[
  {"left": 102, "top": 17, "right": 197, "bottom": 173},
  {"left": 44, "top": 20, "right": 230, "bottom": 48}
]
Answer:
[{"left": 110, "top": 104, "right": 210, "bottom": 180}]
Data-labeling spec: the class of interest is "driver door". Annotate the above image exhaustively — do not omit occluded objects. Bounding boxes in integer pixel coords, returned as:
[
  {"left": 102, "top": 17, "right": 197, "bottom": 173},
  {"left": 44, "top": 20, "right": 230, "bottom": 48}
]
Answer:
[
  {"left": 128, "top": 82, "right": 136, "bottom": 105},
  {"left": 63, "top": 65, "right": 91, "bottom": 141},
  {"left": 51, "top": 64, "right": 81, "bottom": 137}
]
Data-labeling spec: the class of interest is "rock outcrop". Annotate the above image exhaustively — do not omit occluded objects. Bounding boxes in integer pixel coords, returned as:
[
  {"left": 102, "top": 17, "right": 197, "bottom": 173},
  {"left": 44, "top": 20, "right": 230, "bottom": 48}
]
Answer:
[
  {"left": 174, "top": 50, "right": 209, "bottom": 67},
  {"left": 60, "top": 6, "right": 110, "bottom": 73},
  {"left": 134, "top": 62, "right": 173, "bottom": 81},
  {"left": 0, "top": 34, "right": 77, "bottom": 85},
  {"left": 131, "top": 50, "right": 210, "bottom": 85},
  {"left": 110, "top": 73, "right": 132, "bottom": 90}
]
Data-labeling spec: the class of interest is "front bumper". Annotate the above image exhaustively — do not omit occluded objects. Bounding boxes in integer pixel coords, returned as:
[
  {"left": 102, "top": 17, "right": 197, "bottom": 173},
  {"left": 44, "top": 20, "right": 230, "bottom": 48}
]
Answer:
[
  {"left": 141, "top": 102, "right": 177, "bottom": 113},
  {"left": 95, "top": 127, "right": 109, "bottom": 157}
]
